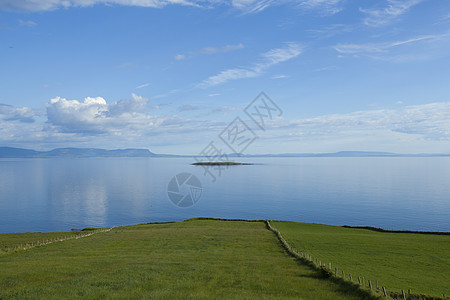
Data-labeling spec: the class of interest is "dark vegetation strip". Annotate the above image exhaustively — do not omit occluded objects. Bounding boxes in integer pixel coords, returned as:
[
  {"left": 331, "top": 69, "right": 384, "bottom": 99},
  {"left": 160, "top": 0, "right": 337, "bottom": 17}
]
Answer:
[{"left": 342, "top": 226, "right": 450, "bottom": 235}]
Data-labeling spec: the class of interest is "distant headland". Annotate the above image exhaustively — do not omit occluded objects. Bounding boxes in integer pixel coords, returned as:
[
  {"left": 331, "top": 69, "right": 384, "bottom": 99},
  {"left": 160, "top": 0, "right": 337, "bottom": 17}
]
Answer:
[{"left": 1, "top": 147, "right": 450, "bottom": 158}]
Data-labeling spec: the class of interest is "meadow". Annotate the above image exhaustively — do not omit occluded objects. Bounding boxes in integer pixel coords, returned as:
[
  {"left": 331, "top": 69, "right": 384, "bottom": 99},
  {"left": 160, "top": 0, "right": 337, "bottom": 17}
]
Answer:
[
  {"left": 271, "top": 221, "right": 450, "bottom": 298},
  {"left": 0, "top": 219, "right": 376, "bottom": 299},
  {"left": 0, "top": 219, "right": 448, "bottom": 299}
]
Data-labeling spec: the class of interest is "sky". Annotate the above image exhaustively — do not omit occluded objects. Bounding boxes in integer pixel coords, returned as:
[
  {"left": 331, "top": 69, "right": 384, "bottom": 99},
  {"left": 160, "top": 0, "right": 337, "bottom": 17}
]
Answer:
[{"left": 1, "top": 0, "right": 450, "bottom": 155}]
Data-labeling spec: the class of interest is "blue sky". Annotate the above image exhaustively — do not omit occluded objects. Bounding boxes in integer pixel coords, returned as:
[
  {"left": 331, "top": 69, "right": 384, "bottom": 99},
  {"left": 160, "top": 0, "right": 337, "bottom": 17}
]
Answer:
[{"left": 1, "top": 0, "right": 450, "bottom": 154}]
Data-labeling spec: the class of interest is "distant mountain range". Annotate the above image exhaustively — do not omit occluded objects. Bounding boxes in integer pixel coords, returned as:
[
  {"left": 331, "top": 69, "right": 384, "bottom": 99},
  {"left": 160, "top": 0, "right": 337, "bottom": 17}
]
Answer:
[
  {"left": 0, "top": 147, "right": 163, "bottom": 158},
  {"left": 1, "top": 147, "right": 450, "bottom": 158},
  {"left": 232, "top": 151, "right": 450, "bottom": 157}
]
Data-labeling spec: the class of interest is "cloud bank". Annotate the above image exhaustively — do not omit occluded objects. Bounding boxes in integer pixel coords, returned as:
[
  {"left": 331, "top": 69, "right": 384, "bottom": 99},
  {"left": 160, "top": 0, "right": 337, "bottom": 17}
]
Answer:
[
  {"left": 2, "top": 97, "right": 450, "bottom": 152},
  {"left": 286, "top": 102, "right": 450, "bottom": 141}
]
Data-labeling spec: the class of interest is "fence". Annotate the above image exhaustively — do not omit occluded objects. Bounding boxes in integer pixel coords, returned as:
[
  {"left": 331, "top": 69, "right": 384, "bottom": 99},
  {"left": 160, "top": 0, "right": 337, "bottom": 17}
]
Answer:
[
  {"left": 0, "top": 227, "right": 114, "bottom": 254},
  {"left": 265, "top": 220, "right": 447, "bottom": 300}
]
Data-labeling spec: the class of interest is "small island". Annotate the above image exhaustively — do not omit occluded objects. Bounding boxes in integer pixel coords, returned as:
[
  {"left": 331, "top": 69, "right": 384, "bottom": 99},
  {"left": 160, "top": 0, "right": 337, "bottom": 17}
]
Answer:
[{"left": 192, "top": 162, "right": 253, "bottom": 166}]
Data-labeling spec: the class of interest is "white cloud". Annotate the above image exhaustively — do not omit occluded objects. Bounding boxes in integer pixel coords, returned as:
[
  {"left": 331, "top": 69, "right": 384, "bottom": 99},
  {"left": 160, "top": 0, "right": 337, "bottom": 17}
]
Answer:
[
  {"left": 46, "top": 94, "right": 154, "bottom": 134},
  {"left": 18, "top": 19, "right": 37, "bottom": 27},
  {"left": 200, "top": 44, "right": 244, "bottom": 54},
  {"left": 314, "top": 66, "right": 338, "bottom": 72},
  {"left": 334, "top": 35, "right": 439, "bottom": 54},
  {"left": 299, "top": 0, "right": 344, "bottom": 15},
  {"left": 199, "top": 42, "right": 302, "bottom": 87},
  {"left": 231, "top": 0, "right": 345, "bottom": 15},
  {"left": 334, "top": 33, "right": 450, "bottom": 61},
  {"left": 210, "top": 106, "right": 241, "bottom": 114},
  {"left": 199, "top": 68, "right": 259, "bottom": 87},
  {"left": 283, "top": 102, "right": 450, "bottom": 141},
  {"left": 272, "top": 74, "right": 289, "bottom": 79},
  {"left": 0, "top": 0, "right": 345, "bottom": 14},
  {"left": 0, "top": 104, "right": 37, "bottom": 123},
  {"left": 2, "top": 99, "right": 450, "bottom": 153},
  {"left": 360, "top": 0, "right": 424, "bottom": 27},
  {"left": 231, "top": 0, "right": 275, "bottom": 13},
  {"left": 136, "top": 83, "right": 150, "bottom": 89},
  {"left": 178, "top": 104, "right": 206, "bottom": 112},
  {"left": 174, "top": 54, "right": 186, "bottom": 60},
  {"left": 175, "top": 43, "right": 244, "bottom": 60},
  {"left": 0, "top": 0, "right": 201, "bottom": 12}
]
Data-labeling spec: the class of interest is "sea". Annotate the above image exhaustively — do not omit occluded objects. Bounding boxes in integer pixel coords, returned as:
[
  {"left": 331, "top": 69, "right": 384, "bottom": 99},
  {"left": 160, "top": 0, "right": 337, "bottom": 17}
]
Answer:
[{"left": 1, "top": 157, "right": 449, "bottom": 233}]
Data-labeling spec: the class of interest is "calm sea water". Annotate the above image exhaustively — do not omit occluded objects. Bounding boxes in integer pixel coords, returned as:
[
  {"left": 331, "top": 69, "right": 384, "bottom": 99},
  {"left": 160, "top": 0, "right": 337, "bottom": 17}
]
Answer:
[{"left": 0, "top": 157, "right": 449, "bottom": 233}]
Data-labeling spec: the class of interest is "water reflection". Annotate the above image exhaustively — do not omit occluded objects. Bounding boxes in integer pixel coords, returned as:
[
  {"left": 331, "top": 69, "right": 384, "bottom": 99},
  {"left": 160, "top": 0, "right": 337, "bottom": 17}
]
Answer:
[{"left": 0, "top": 157, "right": 449, "bottom": 233}]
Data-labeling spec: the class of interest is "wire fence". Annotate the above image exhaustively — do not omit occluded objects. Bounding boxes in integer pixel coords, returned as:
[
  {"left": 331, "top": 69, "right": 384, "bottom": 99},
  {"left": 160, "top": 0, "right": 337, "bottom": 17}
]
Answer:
[{"left": 265, "top": 220, "right": 447, "bottom": 300}]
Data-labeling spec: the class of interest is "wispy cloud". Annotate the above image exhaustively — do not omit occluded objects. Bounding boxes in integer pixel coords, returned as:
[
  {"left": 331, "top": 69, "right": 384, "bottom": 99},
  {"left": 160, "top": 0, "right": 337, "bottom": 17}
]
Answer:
[
  {"left": 314, "top": 66, "right": 338, "bottom": 72},
  {"left": 136, "top": 83, "right": 150, "bottom": 89},
  {"left": 210, "top": 106, "right": 241, "bottom": 114},
  {"left": 199, "top": 42, "right": 303, "bottom": 88},
  {"left": 174, "top": 43, "right": 244, "bottom": 61},
  {"left": 1, "top": 0, "right": 346, "bottom": 15},
  {"left": 334, "top": 33, "right": 449, "bottom": 60},
  {"left": 282, "top": 102, "right": 450, "bottom": 142},
  {"left": 231, "top": 0, "right": 276, "bottom": 14},
  {"left": 360, "top": 0, "right": 424, "bottom": 27},
  {"left": 0, "top": 0, "right": 201, "bottom": 12},
  {"left": 178, "top": 104, "right": 206, "bottom": 112},
  {"left": 0, "top": 0, "right": 277, "bottom": 13},
  {"left": 272, "top": 74, "right": 289, "bottom": 79},
  {"left": 174, "top": 54, "right": 186, "bottom": 60},
  {"left": 18, "top": 19, "right": 37, "bottom": 27},
  {"left": 299, "top": 0, "right": 345, "bottom": 15},
  {"left": 306, "top": 23, "right": 356, "bottom": 39}
]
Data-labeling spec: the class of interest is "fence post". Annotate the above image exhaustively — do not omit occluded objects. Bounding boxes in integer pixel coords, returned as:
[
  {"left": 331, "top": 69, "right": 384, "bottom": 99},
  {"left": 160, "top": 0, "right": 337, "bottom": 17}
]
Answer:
[
  {"left": 402, "top": 290, "right": 406, "bottom": 300},
  {"left": 369, "top": 280, "right": 372, "bottom": 289},
  {"left": 349, "top": 274, "right": 352, "bottom": 281},
  {"left": 335, "top": 267, "right": 337, "bottom": 276},
  {"left": 382, "top": 287, "right": 387, "bottom": 297}
]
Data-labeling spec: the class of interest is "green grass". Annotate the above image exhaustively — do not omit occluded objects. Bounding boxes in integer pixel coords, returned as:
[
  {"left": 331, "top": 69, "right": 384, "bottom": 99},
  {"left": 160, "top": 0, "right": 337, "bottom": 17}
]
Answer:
[
  {"left": 271, "top": 221, "right": 450, "bottom": 298},
  {"left": 0, "top": 230, "right": 97, "bottom": 253},
  {"left": 0, "top": 220, "right": 377, "bottom": 299}
]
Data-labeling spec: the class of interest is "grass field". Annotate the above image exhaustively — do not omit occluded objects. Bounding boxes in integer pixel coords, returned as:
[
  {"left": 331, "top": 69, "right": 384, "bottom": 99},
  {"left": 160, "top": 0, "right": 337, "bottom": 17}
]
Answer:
[
  {"left": 0, "top": 219, "right": 377, "bottom": 299},
  {"left": 271, "top": 221, "right": 450, "bottom": 298}
]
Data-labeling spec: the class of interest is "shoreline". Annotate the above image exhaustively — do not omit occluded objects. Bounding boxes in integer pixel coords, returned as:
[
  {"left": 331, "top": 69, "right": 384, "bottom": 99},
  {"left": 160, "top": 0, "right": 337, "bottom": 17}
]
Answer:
[{"left": 4, "top": 217, "right": 449, "bottom": 235}]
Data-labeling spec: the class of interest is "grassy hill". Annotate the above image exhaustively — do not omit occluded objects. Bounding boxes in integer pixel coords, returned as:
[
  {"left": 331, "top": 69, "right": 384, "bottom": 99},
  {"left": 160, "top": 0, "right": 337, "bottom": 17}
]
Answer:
[{"left": 0, "top": 219, "right": 376, "bottom": 299}]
